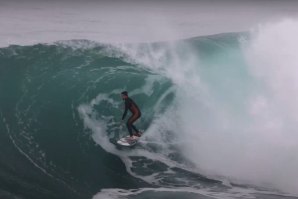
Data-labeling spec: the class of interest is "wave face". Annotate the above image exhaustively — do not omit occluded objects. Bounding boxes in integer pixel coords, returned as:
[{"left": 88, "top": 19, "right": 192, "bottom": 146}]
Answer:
[{"left": 1, "top": 20, "right": 298, "bottom": 199}]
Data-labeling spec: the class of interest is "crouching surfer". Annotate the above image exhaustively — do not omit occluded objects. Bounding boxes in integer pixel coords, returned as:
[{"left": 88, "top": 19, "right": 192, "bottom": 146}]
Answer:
[{"left": 121, "top": 91, "right": 142, "bottom": 139}]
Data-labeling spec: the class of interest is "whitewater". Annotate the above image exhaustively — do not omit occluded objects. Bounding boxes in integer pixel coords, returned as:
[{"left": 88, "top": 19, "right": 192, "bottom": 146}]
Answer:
[{"left": 1, "top": 1, "right": 298, "bottom": 199}]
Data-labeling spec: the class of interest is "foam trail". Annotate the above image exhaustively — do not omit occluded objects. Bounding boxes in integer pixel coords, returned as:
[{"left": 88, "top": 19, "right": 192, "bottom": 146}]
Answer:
[
  {"left": 77, "top": 91, "right": 190, "bottom": 186},
  {"left": 93, "top": 186, "right": 297, "bottom": 199}
]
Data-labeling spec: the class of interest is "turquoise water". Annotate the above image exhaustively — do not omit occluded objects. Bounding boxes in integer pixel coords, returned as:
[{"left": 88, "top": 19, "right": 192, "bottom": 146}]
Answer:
[{"left": 0, "top": 33, "right": 297, "bottom": 199}]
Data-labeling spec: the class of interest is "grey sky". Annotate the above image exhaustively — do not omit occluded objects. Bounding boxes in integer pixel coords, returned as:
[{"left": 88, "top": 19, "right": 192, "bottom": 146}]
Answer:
[{"left": 1, "top": 0, "right": 298, "bottom": 46}]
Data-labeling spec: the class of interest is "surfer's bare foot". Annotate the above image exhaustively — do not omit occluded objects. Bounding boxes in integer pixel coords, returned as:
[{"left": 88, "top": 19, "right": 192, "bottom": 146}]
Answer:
[
  {"left": 129, "top": 136, "right": 137, "bottom": 140},
  {"left": 133, "top": 132, "right": 142, "bottom": 137}
]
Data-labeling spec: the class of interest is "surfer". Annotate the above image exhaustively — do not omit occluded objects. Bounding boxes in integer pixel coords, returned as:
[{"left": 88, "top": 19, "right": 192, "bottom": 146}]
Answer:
[{"left": 121, "top": 91, "right": 142, "bottom": 138}]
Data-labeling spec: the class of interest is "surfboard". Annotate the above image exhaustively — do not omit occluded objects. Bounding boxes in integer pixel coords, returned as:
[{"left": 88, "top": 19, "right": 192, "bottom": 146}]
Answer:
[{"left": 117, "top": 135, "right": 140, "bottom": 146}]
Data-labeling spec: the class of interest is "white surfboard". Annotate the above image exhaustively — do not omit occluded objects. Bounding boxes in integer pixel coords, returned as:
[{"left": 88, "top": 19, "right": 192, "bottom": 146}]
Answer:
[{"left": 117, "top": 135, "right": 140, "bottom": 146}]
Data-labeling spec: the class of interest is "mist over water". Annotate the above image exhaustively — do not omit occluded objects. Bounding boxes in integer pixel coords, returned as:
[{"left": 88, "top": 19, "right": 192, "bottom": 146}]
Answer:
[
  {"left": 243, "top": 19, "right": 298, "bottom": 193},
  {"left": 186, "top": 20, "right": 298, "bottom": 195}
]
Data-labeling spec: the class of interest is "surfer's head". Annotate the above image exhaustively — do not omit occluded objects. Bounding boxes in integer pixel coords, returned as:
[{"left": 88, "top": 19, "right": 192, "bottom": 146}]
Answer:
[{"left": 121, "top": 91, "right": 128, "bottom": 99}]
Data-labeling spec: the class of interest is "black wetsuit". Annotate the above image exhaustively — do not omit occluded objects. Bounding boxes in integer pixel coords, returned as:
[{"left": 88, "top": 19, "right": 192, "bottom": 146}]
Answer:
[{"left": 122, "top": 97, "right": 141, "bottom": 136}]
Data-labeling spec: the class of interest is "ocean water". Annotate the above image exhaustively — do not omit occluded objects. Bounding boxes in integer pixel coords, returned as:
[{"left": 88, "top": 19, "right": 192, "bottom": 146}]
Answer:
[{"left": 1, "top": 20, "right": 298, "bottom": 199}]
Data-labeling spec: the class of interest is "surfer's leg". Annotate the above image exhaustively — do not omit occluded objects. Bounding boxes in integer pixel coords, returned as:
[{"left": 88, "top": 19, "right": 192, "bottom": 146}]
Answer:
[
  {"left": 127, "top": 114, "right": 138, "bottom": 136},
  {"left": 127, "top": 113, "right": 140, "bottom": 136},
  {"left": 126, "top": 119, "right": 133, "bottom": 136},
  {"left": 131, "top": 124, "right": 139, "bottom": 133},
  {"left": 130, "top": 113, "right": 141, "bottom": 136},
  {"left": 131, "top": 124, "right": 142, "bottom": 137}
]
